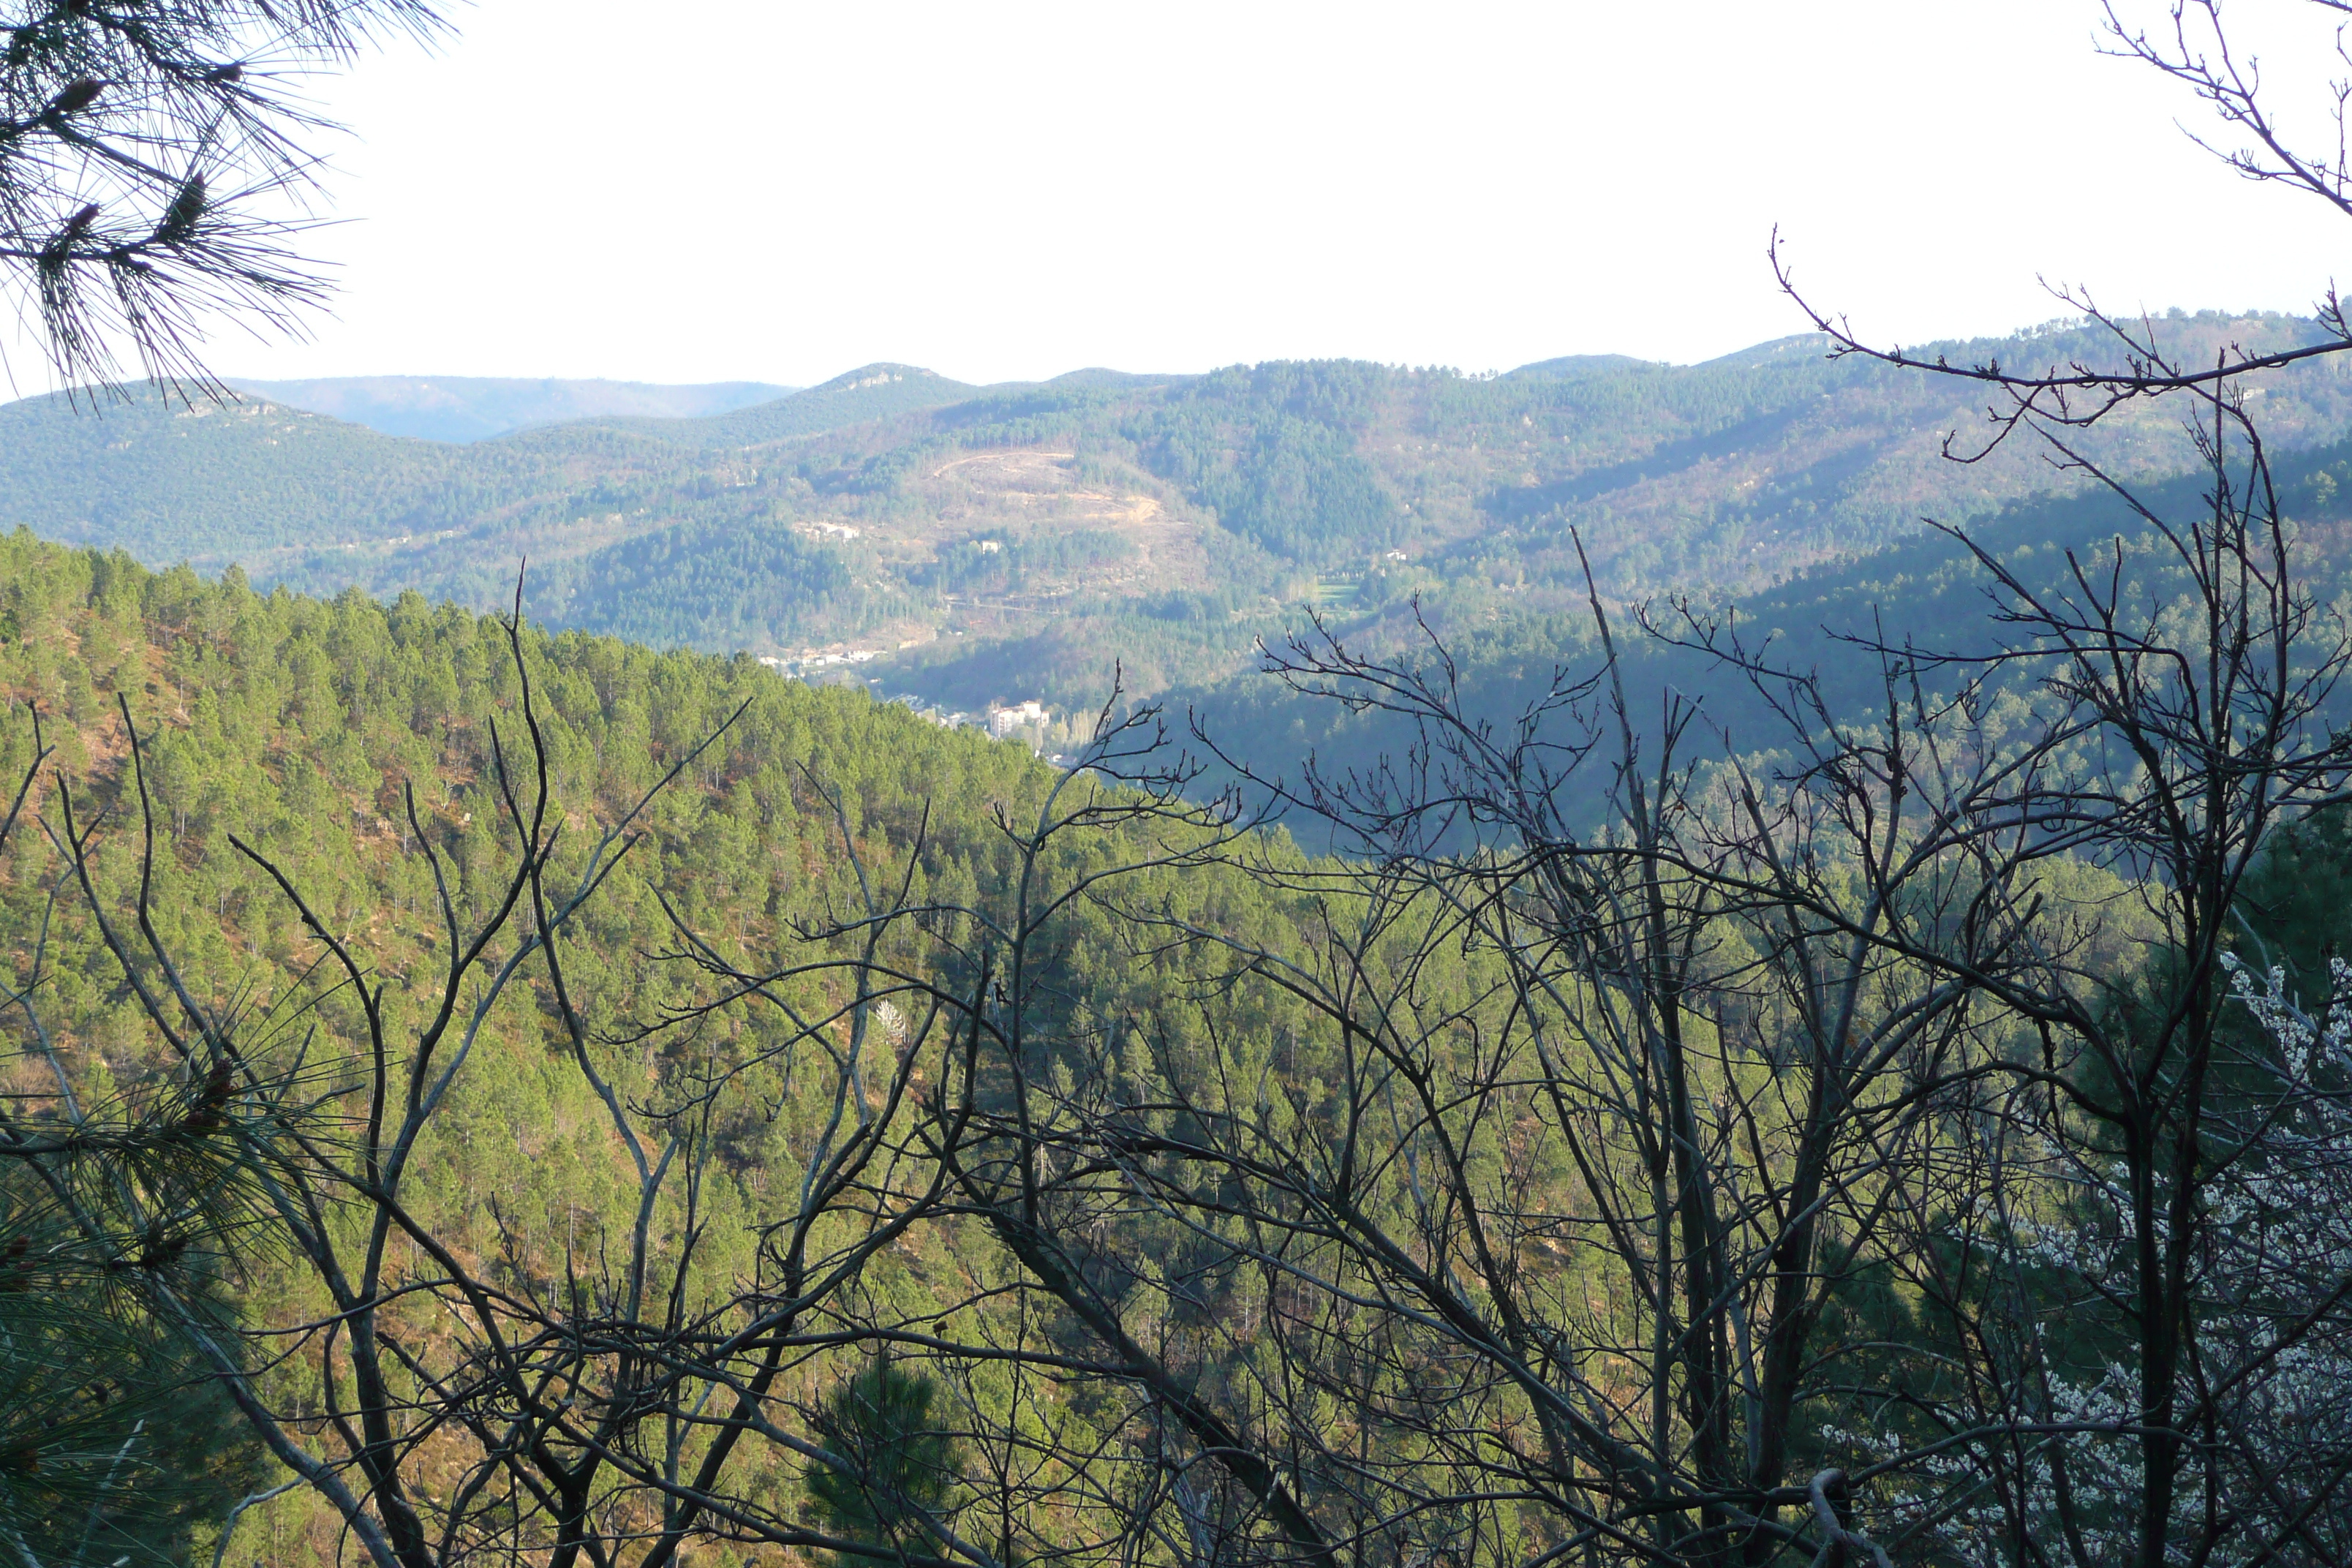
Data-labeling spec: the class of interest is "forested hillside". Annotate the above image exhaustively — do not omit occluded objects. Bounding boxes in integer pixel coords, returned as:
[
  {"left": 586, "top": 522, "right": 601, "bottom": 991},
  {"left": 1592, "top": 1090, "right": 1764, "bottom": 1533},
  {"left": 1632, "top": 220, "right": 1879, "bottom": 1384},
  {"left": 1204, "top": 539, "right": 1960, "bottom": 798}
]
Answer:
[
  {"left": 10, "top": 445, "right": 2352, "bottom": 1567},
  {"left": 0, "top": 531, "right": 1143, "bottom": 1564},
  {"left": 10, "top": 312, "right": 2351, "bottom": 718},
  {"left": 1179, "top": 416, "right": 2352, "bottom": 816}
]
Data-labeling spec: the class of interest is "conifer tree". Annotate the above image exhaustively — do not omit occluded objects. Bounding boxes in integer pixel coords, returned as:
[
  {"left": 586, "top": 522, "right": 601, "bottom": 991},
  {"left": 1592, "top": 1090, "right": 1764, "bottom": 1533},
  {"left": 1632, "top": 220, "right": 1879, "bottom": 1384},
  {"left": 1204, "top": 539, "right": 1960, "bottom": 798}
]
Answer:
[
  {"left": 807, "top": 1360, "right": 969, "bottom": 1567},
  {"left": 1, "top": 0, "right": 439, "bottom": 390}
]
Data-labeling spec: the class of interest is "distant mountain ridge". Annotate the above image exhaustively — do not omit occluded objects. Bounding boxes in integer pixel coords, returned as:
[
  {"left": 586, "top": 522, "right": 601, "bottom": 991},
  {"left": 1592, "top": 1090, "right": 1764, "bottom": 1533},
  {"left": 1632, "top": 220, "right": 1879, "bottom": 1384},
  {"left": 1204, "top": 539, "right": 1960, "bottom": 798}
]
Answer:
[
  {"left": 578, "top": 363, "right": 981, "bottom": 447},
  {"left": 11, "top": 310, "right": 2351, "bottom": 717},
  {"left": 227, "top": 374, "right": 799, "bottom": 442}
]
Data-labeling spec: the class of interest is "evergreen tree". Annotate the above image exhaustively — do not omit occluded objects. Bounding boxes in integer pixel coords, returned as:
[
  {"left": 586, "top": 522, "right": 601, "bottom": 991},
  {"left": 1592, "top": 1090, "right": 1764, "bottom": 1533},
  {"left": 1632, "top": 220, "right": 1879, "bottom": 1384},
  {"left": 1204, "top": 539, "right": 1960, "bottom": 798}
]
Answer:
[
  {"left": 807, "top": 1360, "right": 968, "bottom": 1566},
  {"left": 1, "top": 0, "right": 439, "bottom": 388}
]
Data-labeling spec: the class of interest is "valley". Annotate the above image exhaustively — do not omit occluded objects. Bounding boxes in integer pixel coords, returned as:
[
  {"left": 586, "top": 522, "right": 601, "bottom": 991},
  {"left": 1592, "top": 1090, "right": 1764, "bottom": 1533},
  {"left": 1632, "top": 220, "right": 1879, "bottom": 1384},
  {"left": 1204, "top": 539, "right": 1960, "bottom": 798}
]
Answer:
[
  {"left": 8, "top": 324, "right": 2352, "bottom": 1567},
  {"left": 15, "top": 0, "right": 2352, "bottom": 1559}
]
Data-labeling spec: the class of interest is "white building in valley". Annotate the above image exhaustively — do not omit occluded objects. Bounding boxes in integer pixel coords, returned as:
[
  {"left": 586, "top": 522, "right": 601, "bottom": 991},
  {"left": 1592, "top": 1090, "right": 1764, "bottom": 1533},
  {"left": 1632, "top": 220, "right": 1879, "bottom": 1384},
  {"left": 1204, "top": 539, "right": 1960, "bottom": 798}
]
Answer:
[{"left": 989, "top": 700, "right": 1047, "bottom": 739}]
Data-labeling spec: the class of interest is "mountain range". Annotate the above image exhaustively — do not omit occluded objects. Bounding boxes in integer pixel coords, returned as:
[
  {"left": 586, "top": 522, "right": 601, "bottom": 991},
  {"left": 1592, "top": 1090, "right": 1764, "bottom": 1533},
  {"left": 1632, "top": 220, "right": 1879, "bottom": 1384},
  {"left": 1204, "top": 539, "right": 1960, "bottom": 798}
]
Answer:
[{"left": 8, "top": 311, "right": 2349, "bottom": 719}]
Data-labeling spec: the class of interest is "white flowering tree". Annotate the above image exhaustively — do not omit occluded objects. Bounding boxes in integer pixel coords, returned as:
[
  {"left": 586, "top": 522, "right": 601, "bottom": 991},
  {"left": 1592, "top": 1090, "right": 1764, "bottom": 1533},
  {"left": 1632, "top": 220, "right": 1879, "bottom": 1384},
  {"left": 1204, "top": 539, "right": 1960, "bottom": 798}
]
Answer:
[{"left": 1833, "top": 946, "right": 2352, "bottom": 1568}]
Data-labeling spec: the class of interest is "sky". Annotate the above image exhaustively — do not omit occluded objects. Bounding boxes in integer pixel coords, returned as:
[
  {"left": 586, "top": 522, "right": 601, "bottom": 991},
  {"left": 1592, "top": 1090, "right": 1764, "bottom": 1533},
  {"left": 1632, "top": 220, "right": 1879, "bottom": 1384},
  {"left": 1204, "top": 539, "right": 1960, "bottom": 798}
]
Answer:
[{"left": 165, "top": 1, "right": 2352, "bottom": 386}]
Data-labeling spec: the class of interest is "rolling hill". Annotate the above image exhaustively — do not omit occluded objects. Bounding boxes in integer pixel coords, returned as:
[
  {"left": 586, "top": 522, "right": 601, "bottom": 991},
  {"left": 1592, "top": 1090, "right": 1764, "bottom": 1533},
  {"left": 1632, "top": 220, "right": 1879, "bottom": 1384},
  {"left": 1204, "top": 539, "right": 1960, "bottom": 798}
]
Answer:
[{"left": 8, "top": 310, "right": 2350, "bottom": 719}]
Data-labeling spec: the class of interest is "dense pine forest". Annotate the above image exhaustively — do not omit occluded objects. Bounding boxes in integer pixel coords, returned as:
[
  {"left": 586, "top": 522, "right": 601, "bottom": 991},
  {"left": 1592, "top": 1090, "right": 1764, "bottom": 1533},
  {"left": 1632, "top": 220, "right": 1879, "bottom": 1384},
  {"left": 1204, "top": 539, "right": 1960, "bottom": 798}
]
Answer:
[
  {"left": 12, "top": 0, "right": 2352, "bottom": 1561},
  {"left": 11, "top": 380, "right": 2352, "bottom": 1565},
  {"left": 12, "top": 271, "right": 2352, "bottom": 1568},
  {"left": 0, "top": 530, "right": 1186, "bottom": 1564}
]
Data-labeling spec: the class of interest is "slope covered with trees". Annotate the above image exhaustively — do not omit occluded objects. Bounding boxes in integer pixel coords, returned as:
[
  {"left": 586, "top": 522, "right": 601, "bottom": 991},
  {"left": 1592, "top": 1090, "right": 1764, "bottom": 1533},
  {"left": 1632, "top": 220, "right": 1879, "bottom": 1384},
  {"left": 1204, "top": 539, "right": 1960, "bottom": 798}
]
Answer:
[
  {"left": 1179, "top": 423, "right": 2352, "bottom": 823},
  {"left": 0, "top": 530, "right": 1126, "bottom": 1565},
  {"left": 10, "top": 314, "right": 2352, "bottom": 721},
  {"left": 11, "top": 361, "right": 2352, "bottom": 1566}
]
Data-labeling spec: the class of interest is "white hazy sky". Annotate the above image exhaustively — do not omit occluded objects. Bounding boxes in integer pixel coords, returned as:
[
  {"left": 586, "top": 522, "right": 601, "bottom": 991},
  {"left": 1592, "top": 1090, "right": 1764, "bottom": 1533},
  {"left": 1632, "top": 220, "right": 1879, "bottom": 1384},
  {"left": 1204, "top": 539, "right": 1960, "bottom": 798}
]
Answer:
[{"left": 195, "top": 0, "right": 2352, "bottom": 386}]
